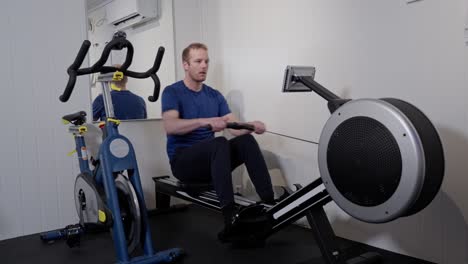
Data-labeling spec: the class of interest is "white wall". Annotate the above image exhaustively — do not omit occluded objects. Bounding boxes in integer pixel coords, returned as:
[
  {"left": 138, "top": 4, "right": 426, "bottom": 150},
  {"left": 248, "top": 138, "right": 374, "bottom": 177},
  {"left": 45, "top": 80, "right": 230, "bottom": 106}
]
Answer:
[
  {"left": 173, "top": 0, "right": 468, "bottom": 263},
  {"left": 0, "top": 1, "right": 89, "bottom": 240},
  {"left": 173, "top": 1, "right": 207, "bottom": 80}
]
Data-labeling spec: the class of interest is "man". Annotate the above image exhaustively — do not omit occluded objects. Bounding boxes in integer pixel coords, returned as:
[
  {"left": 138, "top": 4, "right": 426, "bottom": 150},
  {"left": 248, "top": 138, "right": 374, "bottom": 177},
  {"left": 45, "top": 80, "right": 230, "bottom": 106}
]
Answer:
[
  {"left": 161, "top": 43, "right": 274, "bottom": 241},
  {"left": 92, "top": 65, "right": 147, "bottom": 121}
]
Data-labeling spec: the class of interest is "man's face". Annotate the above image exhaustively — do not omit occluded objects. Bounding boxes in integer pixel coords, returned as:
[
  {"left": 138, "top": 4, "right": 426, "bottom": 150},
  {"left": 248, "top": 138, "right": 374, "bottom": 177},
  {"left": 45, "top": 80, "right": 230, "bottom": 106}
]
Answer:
[{"left": 184, "top": 48, "right": 209, "bottom": 82}]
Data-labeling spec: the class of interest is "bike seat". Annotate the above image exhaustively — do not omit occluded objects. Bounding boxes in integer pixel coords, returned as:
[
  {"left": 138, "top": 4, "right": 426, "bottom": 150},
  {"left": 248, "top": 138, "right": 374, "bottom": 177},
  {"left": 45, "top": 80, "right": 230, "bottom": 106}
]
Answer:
[{"left": 62, "top": 111, "right": 87, "bottom": 125}]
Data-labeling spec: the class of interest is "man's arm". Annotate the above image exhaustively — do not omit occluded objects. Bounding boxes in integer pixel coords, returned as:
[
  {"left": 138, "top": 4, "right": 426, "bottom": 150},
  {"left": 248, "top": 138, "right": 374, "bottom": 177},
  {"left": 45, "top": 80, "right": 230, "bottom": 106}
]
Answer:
[
  {"left": 92, "top": 95, "right": 104, "bottom": 121},
  {"left": 163, "top": 110, "right": 229, "bottom": 135},
  {"left": 142, "top": 99, "right": 147, "bottom": 119}
]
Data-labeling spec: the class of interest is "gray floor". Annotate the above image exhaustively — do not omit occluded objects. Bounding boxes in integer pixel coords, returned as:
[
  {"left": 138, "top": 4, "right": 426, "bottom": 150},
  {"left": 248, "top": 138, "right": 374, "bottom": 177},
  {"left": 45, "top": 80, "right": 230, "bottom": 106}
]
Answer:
[{"left": 0, "top": 205, "right": 435, "bottom": 264}]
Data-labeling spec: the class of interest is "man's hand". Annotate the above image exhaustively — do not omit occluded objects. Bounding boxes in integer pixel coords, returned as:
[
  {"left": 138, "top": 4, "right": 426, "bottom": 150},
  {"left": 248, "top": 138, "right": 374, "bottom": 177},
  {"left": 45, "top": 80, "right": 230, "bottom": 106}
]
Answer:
[
  {"left": 248, "top": 120, "right": 266, "bottom": 134},
  {"left": 206, "top": 116, "right": 229, "bottom": 132}
]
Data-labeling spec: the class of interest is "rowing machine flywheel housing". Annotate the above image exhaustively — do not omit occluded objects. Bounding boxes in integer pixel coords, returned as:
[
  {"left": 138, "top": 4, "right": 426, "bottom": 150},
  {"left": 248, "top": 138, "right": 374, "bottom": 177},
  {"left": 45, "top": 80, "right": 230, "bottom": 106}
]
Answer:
[{"left": 318, "top": 98, "right": 444, "bottom": 223}]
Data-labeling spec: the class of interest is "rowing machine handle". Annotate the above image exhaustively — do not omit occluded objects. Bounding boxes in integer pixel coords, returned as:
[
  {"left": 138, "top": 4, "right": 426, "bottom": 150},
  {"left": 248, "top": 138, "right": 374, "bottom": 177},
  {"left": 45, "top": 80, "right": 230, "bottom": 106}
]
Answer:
[
  {"left": 206, "top": 122, "right": 255, "bottom": 131},
  {"left": 226, "top": 122, "right": 255, "bottom": 131}
]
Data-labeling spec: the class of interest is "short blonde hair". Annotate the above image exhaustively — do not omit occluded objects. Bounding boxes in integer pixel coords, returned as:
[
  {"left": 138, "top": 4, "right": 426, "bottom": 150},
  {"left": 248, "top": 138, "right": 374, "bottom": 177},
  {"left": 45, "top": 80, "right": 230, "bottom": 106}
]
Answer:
[{"left": 182, "top": 43, "right": 208, "bottom": 63}]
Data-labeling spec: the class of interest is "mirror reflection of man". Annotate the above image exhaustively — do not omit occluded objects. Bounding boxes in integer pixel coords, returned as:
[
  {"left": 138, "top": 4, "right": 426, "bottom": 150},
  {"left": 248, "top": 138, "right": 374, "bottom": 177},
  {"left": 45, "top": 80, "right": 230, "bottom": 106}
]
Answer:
[{"left": 92, "top": 65, "right": 147, "bottom": 121}]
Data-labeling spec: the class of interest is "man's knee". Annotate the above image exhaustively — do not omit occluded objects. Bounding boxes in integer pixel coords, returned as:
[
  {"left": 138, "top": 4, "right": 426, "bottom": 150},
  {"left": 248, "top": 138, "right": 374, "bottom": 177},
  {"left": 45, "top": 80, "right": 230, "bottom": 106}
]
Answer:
[
  {"left": 237, "top": 134, "right": 258, "bottom": 146},
  {"left": 212, "top": 136, "right": 229, "bottom": 150},
  {"left": 213, "top": 136, "right": 228, "bottom": 144}
]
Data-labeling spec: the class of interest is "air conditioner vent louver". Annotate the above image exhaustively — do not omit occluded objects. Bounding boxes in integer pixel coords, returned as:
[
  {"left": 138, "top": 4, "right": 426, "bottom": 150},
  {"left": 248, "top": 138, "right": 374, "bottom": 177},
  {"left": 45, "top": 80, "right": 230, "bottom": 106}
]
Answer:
[{"left": 107, "top": 0, "right": 159, "bottom": 30}]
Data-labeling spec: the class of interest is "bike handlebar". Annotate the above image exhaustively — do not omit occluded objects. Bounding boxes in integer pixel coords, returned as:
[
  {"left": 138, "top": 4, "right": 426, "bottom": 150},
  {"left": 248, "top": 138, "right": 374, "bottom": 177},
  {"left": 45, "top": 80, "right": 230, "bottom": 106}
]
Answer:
[
  {"left": 60, "top": 40, "right": 91, "bottom": 102},
  {"left": 60, "top": 33, "right": 165, "bottom": 103}
]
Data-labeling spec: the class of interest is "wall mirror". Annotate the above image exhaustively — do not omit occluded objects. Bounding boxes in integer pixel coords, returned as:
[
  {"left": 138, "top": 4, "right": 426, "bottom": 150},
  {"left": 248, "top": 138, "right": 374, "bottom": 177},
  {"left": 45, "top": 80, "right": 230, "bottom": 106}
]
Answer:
[{"left": 85, "top": 0, "right": 176, "bottom": 121}]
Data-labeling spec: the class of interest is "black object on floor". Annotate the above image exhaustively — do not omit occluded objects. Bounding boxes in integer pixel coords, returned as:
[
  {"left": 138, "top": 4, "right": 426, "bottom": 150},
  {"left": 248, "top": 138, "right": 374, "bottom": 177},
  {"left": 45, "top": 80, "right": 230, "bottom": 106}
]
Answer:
[{"left": 0, "top": 205, "right": 435, "bottom": 264}]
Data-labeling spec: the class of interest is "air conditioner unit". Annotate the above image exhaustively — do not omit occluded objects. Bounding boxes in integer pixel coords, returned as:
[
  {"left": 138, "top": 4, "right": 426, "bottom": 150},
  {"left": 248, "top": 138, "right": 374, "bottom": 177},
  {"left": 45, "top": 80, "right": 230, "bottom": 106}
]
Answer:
[{"left": 106, "top": 0, "right": 159, "bottom": 30}]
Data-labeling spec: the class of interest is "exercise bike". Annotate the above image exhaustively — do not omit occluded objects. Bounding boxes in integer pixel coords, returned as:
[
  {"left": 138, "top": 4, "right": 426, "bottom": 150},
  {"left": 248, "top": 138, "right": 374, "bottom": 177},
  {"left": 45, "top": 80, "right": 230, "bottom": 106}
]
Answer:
[
  {"left": 40, "top": 32, "right": 183, "bottom": 264},
  {"left": 153, "top": 66, "right": 445, "bottom": 263}
]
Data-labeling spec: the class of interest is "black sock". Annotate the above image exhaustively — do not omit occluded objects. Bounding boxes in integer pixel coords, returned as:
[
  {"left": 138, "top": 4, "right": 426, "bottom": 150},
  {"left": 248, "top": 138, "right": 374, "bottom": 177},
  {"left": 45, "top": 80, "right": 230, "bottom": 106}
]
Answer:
[
  {"left": 262, "top": 195, "right": 275, "bottom": 205},
  {"left": 221, "top": 203, "right": 236, "bottom": 225}
]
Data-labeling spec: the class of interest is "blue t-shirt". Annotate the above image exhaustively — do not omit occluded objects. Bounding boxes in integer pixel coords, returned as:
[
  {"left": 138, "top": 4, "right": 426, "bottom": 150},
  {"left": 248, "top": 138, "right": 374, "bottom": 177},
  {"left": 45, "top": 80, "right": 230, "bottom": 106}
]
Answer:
[
  {"left": 161, "top": 81, "right": 231, "bottom": 161},
  {"left": 93, "top": 90, "right": 147, "bottom": 121}
]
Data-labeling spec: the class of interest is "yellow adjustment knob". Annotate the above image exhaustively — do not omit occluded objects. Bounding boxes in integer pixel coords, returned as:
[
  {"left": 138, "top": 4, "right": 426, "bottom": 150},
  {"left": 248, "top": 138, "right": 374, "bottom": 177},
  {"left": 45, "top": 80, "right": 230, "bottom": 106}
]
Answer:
[
  {"left": 111, "top": 83, "right": 122, "bottom": 91},
  {"left": 107, "top": 118, "right": 121, "bottom": 125},
  {"left": 67, "top": 149, "right": 77, "bottom": 157},
  {"left": 78, "top": 126, "right": 88, "bottom": 133},
  {"left": 113, "top": 71, "right": 124, "bottom": 81},
  {"left": 98, "top": 210, "right": 107, "bottom": 223}
]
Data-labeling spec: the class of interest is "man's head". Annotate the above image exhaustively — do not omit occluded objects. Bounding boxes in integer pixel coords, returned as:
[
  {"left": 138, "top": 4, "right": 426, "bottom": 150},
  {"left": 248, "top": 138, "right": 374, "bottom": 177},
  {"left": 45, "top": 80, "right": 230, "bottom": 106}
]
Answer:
[
  {"left": 111, "top": 64, "right": 128, "bottom": 90},
  {"left": 182, "top": 43, "right": 209, "bottom": 83}
]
